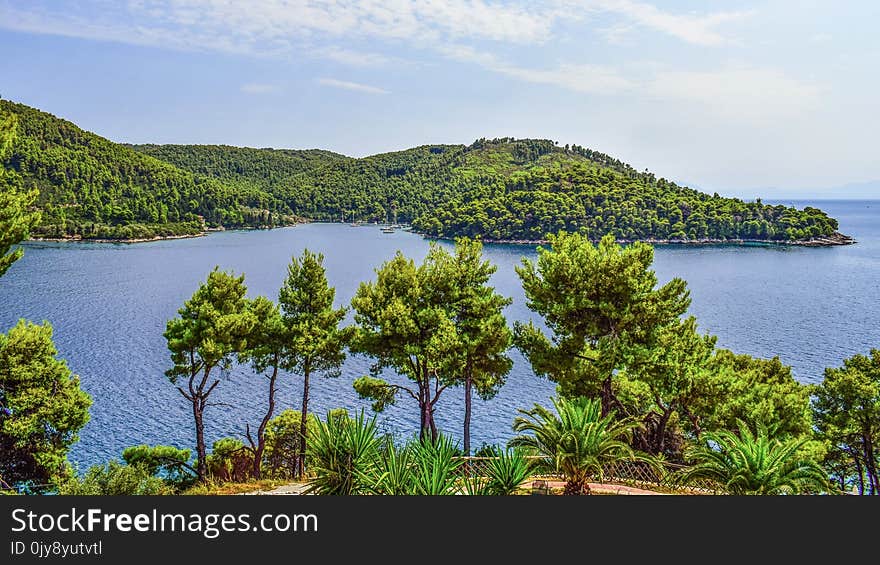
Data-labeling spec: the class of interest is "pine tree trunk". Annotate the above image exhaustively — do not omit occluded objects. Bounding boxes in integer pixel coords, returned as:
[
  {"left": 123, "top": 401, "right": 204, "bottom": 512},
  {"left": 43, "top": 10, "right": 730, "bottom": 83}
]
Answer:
[
  {"left": 297, "top": 362, "right": 311, "bottom": 479},
  {"left": 463, "top": 373, "right": 473, "bottom": 456},
  {"left": 863, "top": 434, "right": 878, "bottom": 495},
  {"left": 252, "top": 357, "right": 279, "bottom": 480},
  {"left": 194, "top": 399, "right": 207, "bottom": 482}
]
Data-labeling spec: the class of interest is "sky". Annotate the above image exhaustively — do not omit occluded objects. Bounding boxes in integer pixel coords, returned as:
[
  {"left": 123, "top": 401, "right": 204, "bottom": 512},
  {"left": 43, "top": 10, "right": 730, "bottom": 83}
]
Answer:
[{"left": 0, "top": 0, "right": 878, "bottom": 197}]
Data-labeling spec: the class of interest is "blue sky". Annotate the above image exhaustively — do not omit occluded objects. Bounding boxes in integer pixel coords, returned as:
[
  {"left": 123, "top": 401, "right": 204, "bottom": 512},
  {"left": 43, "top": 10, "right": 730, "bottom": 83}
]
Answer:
[{"left": 1, "top": 1, "right": 878, "bottom": 196}]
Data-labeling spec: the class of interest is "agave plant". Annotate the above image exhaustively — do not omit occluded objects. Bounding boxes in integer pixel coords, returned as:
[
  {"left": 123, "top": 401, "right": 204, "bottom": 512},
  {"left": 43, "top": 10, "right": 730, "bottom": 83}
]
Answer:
[
  {"left": 483, "top": 447, "right": 533, "bottom": 495},
  {"left": 305, "top": 410, "right": 381, "bottom": 495},
  {"left": 369, "top": 440, "right": 416, "bottom": 495},
  {"left": 680, "top": 422, "right": 830, "bottom": 495},
  {"left": 511, "top": 396, "right": 651, "bottom": 495},
  {"left": 409, "top": 434, "right": 463, "bottom": 495}
]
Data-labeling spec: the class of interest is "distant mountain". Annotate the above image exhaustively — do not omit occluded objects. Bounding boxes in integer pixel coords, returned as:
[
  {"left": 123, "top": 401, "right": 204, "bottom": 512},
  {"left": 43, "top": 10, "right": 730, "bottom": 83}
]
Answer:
[{"left": 0, "top": 100, "right": 848, "bottom": 244}]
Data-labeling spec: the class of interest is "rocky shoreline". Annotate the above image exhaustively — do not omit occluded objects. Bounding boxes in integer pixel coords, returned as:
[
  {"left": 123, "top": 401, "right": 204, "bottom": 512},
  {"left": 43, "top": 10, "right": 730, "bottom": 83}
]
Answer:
[
  {"left": 29, "top": 225, "right": 856, "bottom": 247},
  {"left": 29, "top": 232, "right": 207, "bottom": 244},
  {"left": 424, "top": 231, "right": 857, "bottom": 247}
]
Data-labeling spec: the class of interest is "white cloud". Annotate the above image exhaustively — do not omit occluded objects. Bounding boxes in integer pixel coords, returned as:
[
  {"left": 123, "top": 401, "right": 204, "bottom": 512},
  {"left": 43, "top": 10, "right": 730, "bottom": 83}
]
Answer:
[
  {"left": 0, "top": 1, "right": 747, "bottom": 58},
  {"left": 442, "top": 45, "right": 632, "bottom": 94},
  {"left": 311, "top": 46, "right": 392, "bottom": 67},
  {"left": 240, "top": 83, "right": 279, "bottom": 94},
  {"left": 317, "top": 78, "right": 390, "bottom": 95},
  {"left": 591, "top": 0, "right": 754, "bottom": 46}
]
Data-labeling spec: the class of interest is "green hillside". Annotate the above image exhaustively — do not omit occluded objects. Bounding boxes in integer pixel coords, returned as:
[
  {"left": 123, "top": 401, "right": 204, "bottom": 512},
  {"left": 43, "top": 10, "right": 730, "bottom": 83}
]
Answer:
[
  {"left": 1, "top": 100, "right": 844, "bottom": 243},
  {"left": 137, "top": 136, "right": 841, "bottom": 243},
  {"left": 0, "top": 100, "right": 298, "bottom": 240}
]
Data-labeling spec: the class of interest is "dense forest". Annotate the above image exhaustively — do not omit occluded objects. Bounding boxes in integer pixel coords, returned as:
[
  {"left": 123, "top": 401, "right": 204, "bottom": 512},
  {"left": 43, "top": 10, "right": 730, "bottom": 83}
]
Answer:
[
  {"left": 1, "top": 100, "right": 844, "bottom": 243},
  {"left": 0, "top": 100, "right": 299, "bottom": 240}
]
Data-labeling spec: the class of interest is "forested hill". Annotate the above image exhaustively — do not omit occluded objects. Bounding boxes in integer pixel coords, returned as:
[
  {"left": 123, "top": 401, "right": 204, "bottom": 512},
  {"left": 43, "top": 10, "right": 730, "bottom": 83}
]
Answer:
[
  {"left": 136, "top": 137, "right": 844, "bottom": 244},
  {"left": 1, "top": 100, "right": 847, "bottom": 243},
  {"left": 0, "top": 100, "right": 299, "bottom": 240}
]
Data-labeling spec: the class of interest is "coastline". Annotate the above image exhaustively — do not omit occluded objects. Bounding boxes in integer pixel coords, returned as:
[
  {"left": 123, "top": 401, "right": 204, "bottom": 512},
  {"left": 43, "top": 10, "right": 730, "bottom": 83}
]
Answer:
[
  {"left": 27, "top": 224, "right": 856, "bottom": 247},
  {"left": 421, "top": 231, "right": 857, "bottom": 247},
  {"left": 29, "top": 232, "right": 208, "bottom": 244}
]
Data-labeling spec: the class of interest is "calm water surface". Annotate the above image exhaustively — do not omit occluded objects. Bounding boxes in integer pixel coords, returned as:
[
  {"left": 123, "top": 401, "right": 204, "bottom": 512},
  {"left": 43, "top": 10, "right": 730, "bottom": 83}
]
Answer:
[{"left": 1, "top": 200, "right": 878, "bottom": 469}]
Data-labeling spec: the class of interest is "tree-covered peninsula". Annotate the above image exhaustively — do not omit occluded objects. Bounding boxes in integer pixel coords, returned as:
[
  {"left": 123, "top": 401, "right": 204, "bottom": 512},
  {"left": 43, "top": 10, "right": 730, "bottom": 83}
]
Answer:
[{"left": 1, "top": 99, "right": 851, "bottom": 244}]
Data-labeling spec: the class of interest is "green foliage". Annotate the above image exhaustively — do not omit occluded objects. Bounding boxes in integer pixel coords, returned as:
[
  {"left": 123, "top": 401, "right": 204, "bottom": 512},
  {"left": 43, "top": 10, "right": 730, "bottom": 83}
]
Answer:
[
  {"left": 352, "top": 376, "right": 398, "bottom": 412},
  {"left": 511, "top": 396, "right": 651, "bottom": 495},
  {"left": 121, "top": 444, "right": 194, "bottom": 488},
  {"left": 261, "top": 409, "right": 325, "bottom": 479},
  {"left": 515, "top": 232, "right": 690, "bottom": 403},
  {"left": 681, "top": 422, "right": 830, "bottom": 495},
  {"left": 134, "top": 135, "right": 840, "bottom": 244},
  {"left": 163, "top": 268, "right": 256, "bottom": 480},
  {"left": 480, "top": 446, "right": 534, "bottom": 495},
  {"left": 205, "top": 438, "right": 254, "bottom": 483},
  {"left": 0, "top": 111, "right": 40, "bottom": 276},
  {"left": 410, "top": 138, "right": 839, "bottom": 243},
  {"left": 370, "top": 440, "right": 418, "bottom": 495},
  {"left": 447, "top": 238, "right": 513, "bottom": 454},
  {"left": 408, "top": 435, "right": 464, "bottom": 495},
  {"left": 3, "top": 101, "right": 842, "bottom": 243},
  {"left": 305, "top": 410, "right": 382, "bottom": 495},
  {"left": 350, "top": 246, "right": 460, "bottom": 440},
  {"left": 59, "top": 461, "right": 172, "bottom": 495},
  {"left": 279, "top": 249, "right": 349, "bottom": 377},
  {"left": 0, "top": 320, "right": 92, "bottom": 493},
  {"left": 812, "top": 349, "right": 880, "bottom": 495},
  {"left": 1, "top": 100, "right": 289, "bottom": 239},
  {"left": 278, "top": 249, "right": 349, "bottom": 477},
  {"left": 624, "top": 316, "right": 718, "bottom": 456},
  {"left": 699, "top": 350, "right": 813, "bottom": 440}
]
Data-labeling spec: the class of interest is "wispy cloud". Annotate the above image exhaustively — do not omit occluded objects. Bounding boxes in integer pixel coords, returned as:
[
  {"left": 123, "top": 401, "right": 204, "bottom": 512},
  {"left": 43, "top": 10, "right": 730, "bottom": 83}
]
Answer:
[
  {"left": 0, "top": 1, "right": 747, "bottom": 57},
  {"left": 317, "top": 78, "right": 390, "bottom": 95},
  {"left": 311, "top": 46, "right": 392, "bottom": 67},
  {"left": 443, "top": 44, "right": 819, "bottom": 123},
  {"left": 240, "top": 83, "right": 279, "bottom": 94},
  {"left": 0, "top": 1, "right": 812, "bottom": 122},
  {"left": 591, "top": 0, "right": 753, "bottom": 46},
  {"left": 442, "top": 45, "right": 632, "bottom": 95}
]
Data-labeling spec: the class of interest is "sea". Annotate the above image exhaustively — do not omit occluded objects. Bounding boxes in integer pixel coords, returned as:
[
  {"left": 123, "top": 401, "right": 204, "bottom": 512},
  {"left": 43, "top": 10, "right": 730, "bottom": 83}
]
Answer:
[{"left": 1, "top": 200, "right": 877, "bottom": 470}]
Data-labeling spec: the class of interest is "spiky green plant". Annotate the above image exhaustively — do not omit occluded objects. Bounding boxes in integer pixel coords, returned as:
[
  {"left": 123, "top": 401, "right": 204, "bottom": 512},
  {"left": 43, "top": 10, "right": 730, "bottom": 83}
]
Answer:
[
  {"left": 484, "top": 447, "right": 533, "bottom": 495},
  {"left": 368, "top": 440, "right": 416, "bottom": 495},
  {"left": 409, "top": 434, "right": 463, "bottom": 495},
  {"left": 305, "top": 410, "right": 381, "bottom": 495},
  {"left": 680, "top": 422, "right": 830, "bottom": 495},
  {"left": 511, "top": 396, "right": 651, "bottom": 495}
]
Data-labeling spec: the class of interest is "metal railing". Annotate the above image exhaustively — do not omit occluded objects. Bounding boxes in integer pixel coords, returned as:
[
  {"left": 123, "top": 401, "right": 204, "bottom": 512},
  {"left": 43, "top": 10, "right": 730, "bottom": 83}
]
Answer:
[{"left": 454, "top": 456, "right": 723, "bottom": 494}]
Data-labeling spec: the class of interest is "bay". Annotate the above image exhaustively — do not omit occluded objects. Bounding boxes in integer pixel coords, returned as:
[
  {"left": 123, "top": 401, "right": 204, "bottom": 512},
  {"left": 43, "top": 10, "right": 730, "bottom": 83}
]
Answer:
[{"left": 1, "top": 199, "right": 878, "bottom": 470}]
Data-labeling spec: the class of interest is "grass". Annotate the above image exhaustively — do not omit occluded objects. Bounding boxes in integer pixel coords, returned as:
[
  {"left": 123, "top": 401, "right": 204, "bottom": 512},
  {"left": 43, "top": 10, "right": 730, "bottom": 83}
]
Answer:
[{"left": 182, "top": 479, "right": 290, "bottom": 495}]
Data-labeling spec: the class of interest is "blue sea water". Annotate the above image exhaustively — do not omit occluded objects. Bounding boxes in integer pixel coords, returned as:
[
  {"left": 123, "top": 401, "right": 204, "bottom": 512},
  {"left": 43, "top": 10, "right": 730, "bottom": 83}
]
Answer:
[{"left": 1, "top": 200, "right": 878, "bottom": 470}]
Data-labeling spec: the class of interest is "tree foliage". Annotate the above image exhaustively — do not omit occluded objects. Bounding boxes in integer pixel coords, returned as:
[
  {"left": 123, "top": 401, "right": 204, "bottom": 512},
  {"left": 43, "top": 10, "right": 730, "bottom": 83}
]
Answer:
[
  {"left": 0, "top": 320, "right": 92, "bottom": 492},
  {"left": 0, "top": 111, "right": 40, "bottom": 276},
  {"left": 350, "top": 247, "right": 460, "bottom": 441},
  {"left": 515, "top": 232, "right": 690, "bottom": 412},
  {"left": 2, "top": 101, "right": 839, "bottom": 243},
  {"left": 812, "top": 350, "right": 880, "bottom": 495},
  {"left": 163, "top": 268, "right": 255, "bottom": 481},
  {"left": 278, "top": 249, "right": 349, "bottom": 477}
]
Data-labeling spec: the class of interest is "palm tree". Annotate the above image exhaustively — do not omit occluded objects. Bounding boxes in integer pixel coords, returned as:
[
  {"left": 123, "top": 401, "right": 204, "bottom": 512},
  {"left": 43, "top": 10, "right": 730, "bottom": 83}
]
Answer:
[
  {"left": 511, "top": 396, "right": 651, "bottom": 495},
  {"left": 680, "top": 422, "right": 830, "bottom": 495}
]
